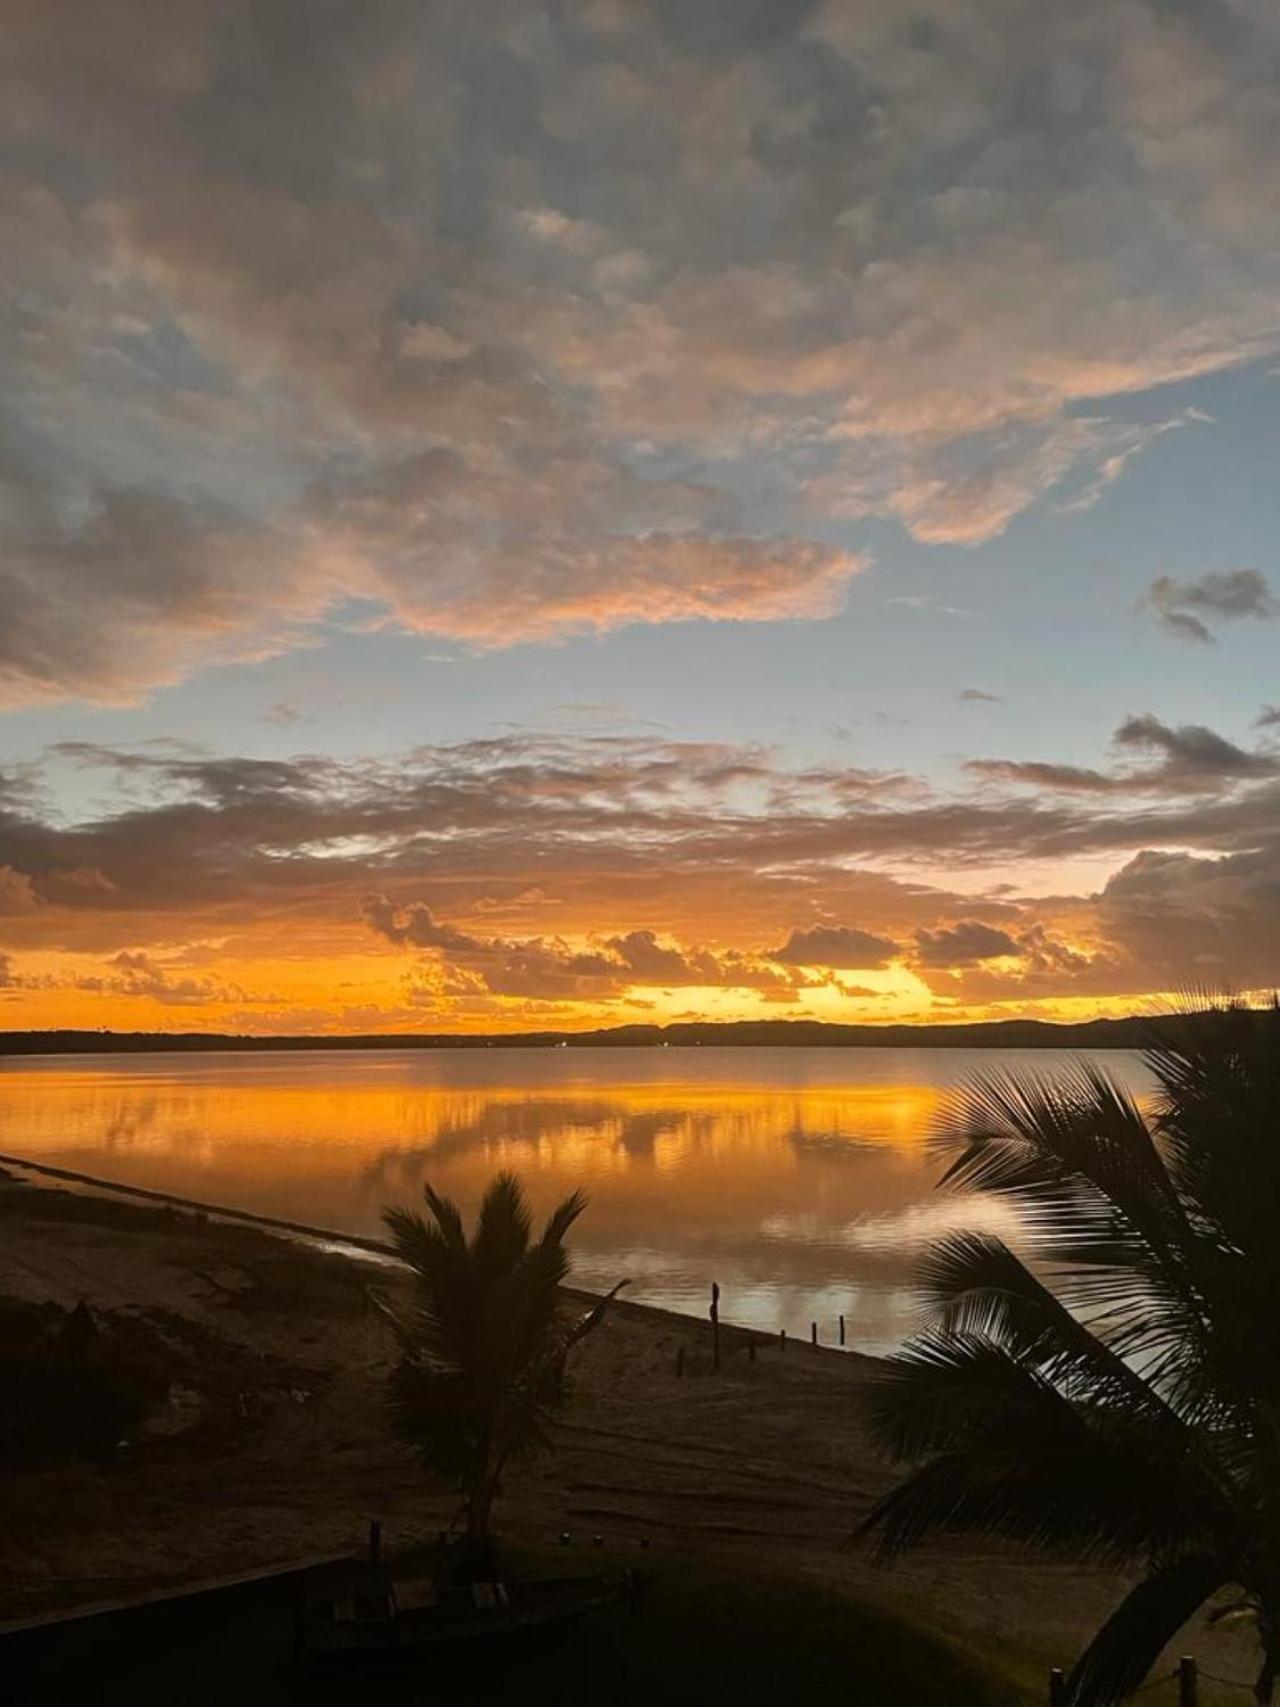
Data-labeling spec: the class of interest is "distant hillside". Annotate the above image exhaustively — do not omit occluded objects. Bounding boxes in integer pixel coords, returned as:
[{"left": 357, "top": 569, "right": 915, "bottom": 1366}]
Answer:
[{"left": 0, "top": 1014, "right": 1194, "bottom": 1056}]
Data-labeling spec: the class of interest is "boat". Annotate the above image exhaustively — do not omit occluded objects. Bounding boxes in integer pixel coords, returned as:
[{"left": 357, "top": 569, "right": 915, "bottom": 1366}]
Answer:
[{"left": 301, "top": 1567, "right": 628, "bottom": 1657}]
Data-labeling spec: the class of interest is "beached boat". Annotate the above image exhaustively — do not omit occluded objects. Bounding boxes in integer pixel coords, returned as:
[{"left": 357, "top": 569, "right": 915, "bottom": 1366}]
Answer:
[{"left": 302, "top": 1568, "right": 627, "bottom": 1656}]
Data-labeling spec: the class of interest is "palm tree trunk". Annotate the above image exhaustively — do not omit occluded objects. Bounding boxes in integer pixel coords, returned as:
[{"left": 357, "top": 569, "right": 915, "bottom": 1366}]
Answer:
[
  {"left": 466, "top": 1480, "right": 493, "bottom": 1546},
  {"left": 461, "top": 1473, "right": 498, "bottom": 1581}
]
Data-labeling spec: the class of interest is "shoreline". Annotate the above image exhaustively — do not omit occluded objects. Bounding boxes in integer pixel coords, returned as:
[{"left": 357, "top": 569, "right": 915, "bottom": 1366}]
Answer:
[
  {"left": 0, "top": 1013, "right": 1184, "bottom": 1056},
  {"left": 0, "top": 1151, "right": 399, "bottom": 1263},
  {"left": 0, "top": 1169, "right": 1259, "bottom": 1699},
  {"left": 0, "top": 1150, "right": 862, "bottom": 1358}
]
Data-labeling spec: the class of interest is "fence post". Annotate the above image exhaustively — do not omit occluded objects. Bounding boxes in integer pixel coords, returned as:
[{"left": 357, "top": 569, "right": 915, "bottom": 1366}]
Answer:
[
  {"left": 1178, "top": 1655, "right": 1197, "bottom": 1706},
  {"left": 838, "top": 1313, "right": 846, "bottom": 1347},
  {"left": 710, "top": 1281, "right": 720, "bottom": 1371},
  {"left": 810, "top": 1320, "right": 818, "bottom": 1347},
  {"left": 1048, "top": 1666, "right": 1065, "bottom": 1706},
  {"left": 779, "top": 1328, "right": 786, "bottom": 1354}
]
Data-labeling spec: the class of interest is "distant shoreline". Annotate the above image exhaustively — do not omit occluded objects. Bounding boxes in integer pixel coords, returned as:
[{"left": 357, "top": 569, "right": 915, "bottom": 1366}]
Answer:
[{"left": 0, "top": 1013, "right": 1185, "bottom": 1056}]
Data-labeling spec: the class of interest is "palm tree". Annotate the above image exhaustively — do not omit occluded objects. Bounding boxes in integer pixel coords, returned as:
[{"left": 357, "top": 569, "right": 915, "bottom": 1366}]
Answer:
[
  {"left": 379, "top": 1171, "right": 622, "bottom": 1572},
  {"left": 861, "top": 1003, "right": 1280, "bottom": 1704}
]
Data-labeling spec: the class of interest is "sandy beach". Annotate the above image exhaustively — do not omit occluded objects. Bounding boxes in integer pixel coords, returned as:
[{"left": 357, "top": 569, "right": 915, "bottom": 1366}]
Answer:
[{"left": 0, "top": 1169, "right": 1258, "bottom": 1701}]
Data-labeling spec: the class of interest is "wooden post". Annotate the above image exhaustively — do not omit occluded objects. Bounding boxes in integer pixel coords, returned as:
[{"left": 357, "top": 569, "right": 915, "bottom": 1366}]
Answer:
[
  {"left": 838, "top": 1313, "right": 846, "bottom": 1347},
  {"left": 1178, "top": 1655, "right": 1197, "bottom": 1706},
  {"left": 779, "top": 1328, "right": 786, "bottom": 1353},
  {"left": 676, "top": 1346, "right": 685, "bottom": 1379},
  {"left": 368, "top": 1517, "right": 382, "bottom": 1567},
  {"left": 710, "top": 1282, "right": 720, "bottom": 1371},
  {"left": 1048, "top": 1666, "right": 1065, "bottom": 1706},
  {"left": 810, "top": 1320, "right": 818, "bottom": 1347}
]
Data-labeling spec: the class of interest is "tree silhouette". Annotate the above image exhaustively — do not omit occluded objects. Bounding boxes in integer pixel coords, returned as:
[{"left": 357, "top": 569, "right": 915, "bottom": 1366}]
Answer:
[
  {"left": 861, "top": 1004, "right": 1280, "bottom": 1704},
  {"left": 381, "top": 1171, "right": 622, "bottom": 1572}
]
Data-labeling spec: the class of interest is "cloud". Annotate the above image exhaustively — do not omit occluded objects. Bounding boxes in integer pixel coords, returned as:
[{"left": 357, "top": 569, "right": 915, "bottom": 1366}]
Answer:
[
  {"left": 1142, "top": 569, "right": 1277, "bottom": 643},
  {"left": 360, "top": 898, "right": 482, "bottom": 955},
  {"left": 3, "top": 715, "right": 1280, "bottom": 1023},
  {"left": 1112, "top": 713, "right": 1280, "bottom": 783},
  {"left": 263, "top": 701, "right": 307, "bottom": 728},
  {"left": 362, "top": 895, "right": 796, "bottom": 1000},
  {"left": 0, "top": 491, "right": 340, "bottom": 705},
  {"left": 95, "top": 950, "right": 246, "bottom": 1006},
  {"left": 914, "top": 921, "right": 1021, "bottom": 967},
  {"left": 4, "top": 1, "right": 1280, "bottom": 699},
  {"left": 0, "top": 865, "right": 40, "bottom": 915},
  {"left": 770, "top": 924, "right": 898, "bottom": 968},
  {"left": 966, "top": 759, "right": 1118, "bottom": 795},
  {"left": 1098, "top": 844, "right": 1280, "bottom": 988},
  {"left": 959, "top": 688, "right": 1002, "bottom": 705},
  {"left": 969, "top": 714, "right": 1280, "bottom": 796}
]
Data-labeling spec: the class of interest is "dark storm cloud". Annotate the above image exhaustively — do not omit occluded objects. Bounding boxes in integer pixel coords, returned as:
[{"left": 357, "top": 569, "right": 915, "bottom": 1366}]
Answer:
[
  {"left": 770, "top": 924, "right": 899, "bottom": 968},
  {"left": 1143, "top": 569, "right": 1277, "bottom": 643},
  {"left": 5, "top": 0, "right": 1280, "bottom": 700},
  {"left": 913, "top": 920, "right": 1021, "bottom": 967}
]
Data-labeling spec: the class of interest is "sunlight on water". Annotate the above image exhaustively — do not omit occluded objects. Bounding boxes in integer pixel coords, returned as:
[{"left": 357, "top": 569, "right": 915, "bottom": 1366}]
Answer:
[{"left": 0, "top": 1045, "right": 1156, "bottom": 1353}]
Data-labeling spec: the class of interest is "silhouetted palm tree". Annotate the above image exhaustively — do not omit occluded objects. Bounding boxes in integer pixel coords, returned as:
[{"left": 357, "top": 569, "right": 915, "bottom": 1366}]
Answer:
[
  {"left": 861, "top": 1004, "right": 1280, "bottom": 1704},
  {"left": 380, "top": 1171, "right": 621, "bottom": 1570}
]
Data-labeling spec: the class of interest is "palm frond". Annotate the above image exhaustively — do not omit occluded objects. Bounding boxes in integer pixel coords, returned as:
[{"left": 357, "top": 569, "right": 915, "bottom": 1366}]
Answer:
[
  {"left": 422, "top": 1182, "right": 466, "bottom": 1251},
  {"left": 1065, "top": 1554, "right": 1228, "bottom": 1706},
  {"left": 938, "top": 1062, "right": 1184, "bottom": 1251},
  {"left": 538, "top": 1188, "right": 588, "bottom": 1252},
  {"left": 863, "top": 1330, "right": 1087, "bottom": 1464},
  {"left": 563, "top": 1279, "right": 629, "bottom": 1350},
  {"left": 472, "top": 1172, "right": 533, "bottom": 1278},
  {"left": 919, "top": 1231, "right": 1184, "bottom": 1423},
  {"left": 935, "top": 1064, "right": 1218, "bottom": 1393},
  {"left": 861, "top": 1437, "right": 1224, "bottom": 1567}
]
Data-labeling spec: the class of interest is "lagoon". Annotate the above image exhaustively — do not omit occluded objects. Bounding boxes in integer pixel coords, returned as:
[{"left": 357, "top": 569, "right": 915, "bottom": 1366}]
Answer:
[{"left": 0, "top": 1044, "right": 1155, "bottom": 1353}]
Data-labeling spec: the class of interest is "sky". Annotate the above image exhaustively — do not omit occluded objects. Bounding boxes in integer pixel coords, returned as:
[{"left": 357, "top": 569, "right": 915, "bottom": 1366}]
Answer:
[{"left": 2, "top": 0, "right": 1280, "bottom": 1034}]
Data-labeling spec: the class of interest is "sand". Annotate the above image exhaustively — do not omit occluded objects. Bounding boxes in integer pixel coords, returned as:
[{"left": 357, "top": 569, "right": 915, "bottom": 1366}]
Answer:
[{"left": 0, "top": 1171, "right": 1259, "bottom": 1700}]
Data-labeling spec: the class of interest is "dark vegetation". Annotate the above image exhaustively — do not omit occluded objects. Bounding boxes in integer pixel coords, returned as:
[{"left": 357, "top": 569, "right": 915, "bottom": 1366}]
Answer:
[
  {"left": 0, "top": 1296, "right": 174, "bottom": 1464},
  {"left": 377, "top": 1173, "right": 620, "bottom": 1568},
  {"left": 863, "top": 1002, "right": 1280, "bottom": 1704},
  {"left": 0, "top": 1012, "right": 1204, "bottom": 1054}
]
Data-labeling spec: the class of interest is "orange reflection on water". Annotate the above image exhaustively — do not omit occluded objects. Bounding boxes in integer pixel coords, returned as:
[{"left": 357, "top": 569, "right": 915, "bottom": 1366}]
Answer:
[
  {"left": 0, "top": 1047, "right": 1154, "bottom": 1347},
  {"left": 0, "top": 1066, "right": 949, "bottom": 1217}
]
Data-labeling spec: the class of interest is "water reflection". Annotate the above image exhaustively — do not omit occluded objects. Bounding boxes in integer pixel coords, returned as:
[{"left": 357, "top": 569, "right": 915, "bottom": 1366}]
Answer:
[{"left": 0, "top": 1046, "right": 1155, "bottom": 1352}]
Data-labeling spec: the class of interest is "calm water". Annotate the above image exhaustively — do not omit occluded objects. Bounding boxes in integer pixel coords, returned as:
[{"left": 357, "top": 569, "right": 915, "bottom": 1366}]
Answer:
[{"left": 0, "top": 1046, "right": 1156, "bottom": 1353}]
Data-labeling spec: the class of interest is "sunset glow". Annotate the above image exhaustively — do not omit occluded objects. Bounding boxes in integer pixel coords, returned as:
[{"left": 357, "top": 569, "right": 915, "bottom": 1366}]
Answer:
[{"left": 3, "top": 1, "right": 1279, "bottom": 1033}]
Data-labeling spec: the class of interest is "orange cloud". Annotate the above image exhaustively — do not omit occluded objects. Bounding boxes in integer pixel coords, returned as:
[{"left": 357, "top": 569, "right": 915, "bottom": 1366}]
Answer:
[{"left": 2, "top": 718, "right": 1277, "bottom": 1031}]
